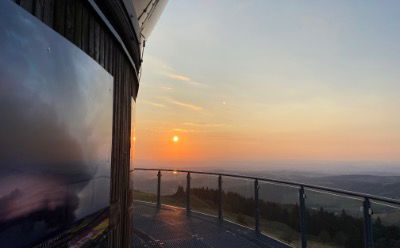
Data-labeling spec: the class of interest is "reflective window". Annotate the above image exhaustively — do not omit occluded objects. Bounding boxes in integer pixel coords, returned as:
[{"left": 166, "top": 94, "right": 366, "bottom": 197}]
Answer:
[{"left": 0, "top": 1, "right": 113, "bottom": 247}]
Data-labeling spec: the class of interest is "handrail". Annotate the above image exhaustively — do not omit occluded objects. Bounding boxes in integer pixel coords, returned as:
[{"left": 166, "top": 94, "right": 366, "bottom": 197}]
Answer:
[
  {"left": 132, "top": 167, "right": 398, "bottom": 248},
  {"left": 132, "top": 168, "right": 400, "bottom": 206}
]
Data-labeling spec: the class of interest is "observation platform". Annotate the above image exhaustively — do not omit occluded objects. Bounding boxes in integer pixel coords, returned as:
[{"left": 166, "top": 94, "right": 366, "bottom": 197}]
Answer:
[{"left": 132, "top": 201, "right": 290, "bottom": 248}]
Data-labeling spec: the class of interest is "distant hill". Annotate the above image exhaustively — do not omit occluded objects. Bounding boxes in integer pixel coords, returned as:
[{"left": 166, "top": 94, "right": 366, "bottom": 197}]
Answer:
[
  {"left": 227, "top": 170, "right": 400, "bottom": 200},
  {"left": 132, "top": 170, "right": 400, "bottom": 222},
  {"left": 287, "top": 174, "right": 400, "bottom": 199}
]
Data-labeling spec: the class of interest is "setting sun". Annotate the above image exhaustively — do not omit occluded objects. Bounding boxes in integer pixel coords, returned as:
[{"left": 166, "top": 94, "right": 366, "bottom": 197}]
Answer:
[{"left": 172, "top": 136, "right": 179, "bottom": 143}]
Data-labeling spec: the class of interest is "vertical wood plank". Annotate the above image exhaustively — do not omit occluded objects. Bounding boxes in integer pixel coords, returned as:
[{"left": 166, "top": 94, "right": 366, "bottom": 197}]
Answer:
[
  {"left": 123, "top": 62, "right": 132, "bottom": 248},
  {"left": 42, "top": 0, "right": 55, "bottom": 27},
  {"left": 53, "top": 0, "right": 66, "bottom": 35},
  {"left": 94, "top": 20, "right": 100, "bottom": 62},
  {"left": 109, "top": 39, "right": 114, "bottom": 75},
  {"left": 110, "top": 51, "right": 123, "bottom": 248},
  {"left": 19, "top": 0, "right": 34, "bottom": 12},
  {"left": 99, "top": 28, "right": 105, "bottom": 67},
  {"left": 88, "top": 15, "right": 95, "bottom": 58},
  {"left": 64, "top": 0, "right": 75, "bottom": 42},
  {"left": 104, "top": 34, "right": 109, "bottom": 71},
  {"left": 33, "top": 0, "right": 44, "bottom": 20},
  {"left": 74, "top": 0, "right": 83, "bottom": 48},
  {"left": 81, "top": 5, "right": 89, "bottom": 52}
]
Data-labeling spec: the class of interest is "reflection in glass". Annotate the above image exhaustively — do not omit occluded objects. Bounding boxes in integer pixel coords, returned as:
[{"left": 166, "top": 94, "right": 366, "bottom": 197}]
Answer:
[
  {"left": 259, "top": 182, "right": 300, "bottom": 246},
  {"left": 0, "top": 1, "right": 113, "bottom": 247},
  {"left": 305, "top": 189, "right": 364, "bottom": 248},
  {"left": 159, "top": 171, "right": 187, "bottom": 207},
  {"left": 190, "top": 174, "right": 219, "bottom": 217},
  {"left": 221, "top": 177, "right": 254, "bottom": 229},
  {"left": 371, "top": 201, "right": 400, "bottom": 248}
]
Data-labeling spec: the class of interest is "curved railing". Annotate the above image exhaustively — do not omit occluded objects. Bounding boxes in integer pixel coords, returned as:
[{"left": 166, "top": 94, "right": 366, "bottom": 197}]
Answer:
[{"left": 132, "top": 168, "right": 400, "bottom": 248}]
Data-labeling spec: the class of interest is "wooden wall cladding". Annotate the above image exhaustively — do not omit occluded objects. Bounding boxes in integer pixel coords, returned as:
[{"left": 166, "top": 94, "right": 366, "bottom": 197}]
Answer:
[{"left": 10, "top": 0, "right": 138, "bottom": 247}]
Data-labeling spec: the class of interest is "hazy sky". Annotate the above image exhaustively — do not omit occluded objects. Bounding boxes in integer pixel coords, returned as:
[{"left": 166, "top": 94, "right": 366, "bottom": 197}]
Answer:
[{"left": 134, "top": 0, "right": 400, "bottom": 169}]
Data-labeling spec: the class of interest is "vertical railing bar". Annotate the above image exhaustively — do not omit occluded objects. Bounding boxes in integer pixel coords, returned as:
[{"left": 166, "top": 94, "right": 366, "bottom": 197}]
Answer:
[
  {"left": 254, "top": 179, "right": 260, "bottom": 235},
  {"left": 218, "top": 175, "right": 223, "bottom": 222},
  {"left": 157, "top": 170, "right": 161, "bottom": 208},
  {"left": 186, "top": 172, "right": 191, "bottom": 212},
  {"left": 299, "top": 186, "right": 307, "bottom": 248},
  {"left": 363, "top": 197, "right": 374, "bottom": 248}
]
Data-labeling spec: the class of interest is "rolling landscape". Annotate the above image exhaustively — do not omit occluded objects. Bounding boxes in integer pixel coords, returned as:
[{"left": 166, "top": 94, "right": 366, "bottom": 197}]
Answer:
[{"left": 132, "top": 169, "right": 400, "bottom": 247}]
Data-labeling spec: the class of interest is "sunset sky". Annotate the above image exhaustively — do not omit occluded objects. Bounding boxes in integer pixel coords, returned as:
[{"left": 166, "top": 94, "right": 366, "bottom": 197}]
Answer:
[{"left": 134, "top": 1, "right": 400, "bottom": 171}]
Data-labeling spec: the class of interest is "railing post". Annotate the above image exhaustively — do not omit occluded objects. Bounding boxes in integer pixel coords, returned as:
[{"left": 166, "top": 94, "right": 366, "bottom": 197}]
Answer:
[
  {"left": 218, "top": 175, "right": 223, "bottom": 221},
  {"left": 186, "top": 172, "right": 191, "bottom": 212},
  {"left": 254, "top": 179, "right": 260, "bottom": 235},
  {"left": 157, "top": 170, "right": 161, "bottom": 208},
  {"left": 363, "top": 198, "right": 374, "bottom": 248},
  {"left": 299, "top": 186, "right": 307, "bottom": 248}
]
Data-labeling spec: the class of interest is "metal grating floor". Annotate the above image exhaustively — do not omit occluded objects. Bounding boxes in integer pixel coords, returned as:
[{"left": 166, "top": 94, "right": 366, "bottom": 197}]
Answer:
[{"left": 132, "top": 202, "right": 291, "bottom": 248}]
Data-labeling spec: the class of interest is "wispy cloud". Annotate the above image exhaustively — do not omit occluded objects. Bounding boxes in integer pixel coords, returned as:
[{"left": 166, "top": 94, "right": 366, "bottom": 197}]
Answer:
[
  {"left": 169, "top": 99, "right": 203, "bottom": 111},
  {"left": 171, "top": 128, "right": 216, "bottom": 133},
  {"left": 143, "top": 101, "right": 167, "bottom": 109},
  {"left": 188, "top": 80, "right": 209, "bottom": 88},
  {"left": 183, "top": 122, "right": 230, "bottom": 128},
  {"left": 164, "top": 72, "right": 191, "bottom": 81},
  {"left": 147, "top": 55, "right": 210, "bottom": 88},
  {"left": 160, "top": 63, "right": 174, "bottom": 71},
  {"left": 171, "top": 128, "right": 197, "bottom": 133},
  {"left": 160, "top": 72, "right": 209, "bottom": 88},
  {"left": 160, "top": 86, "right": 173, "bottom": 91}
]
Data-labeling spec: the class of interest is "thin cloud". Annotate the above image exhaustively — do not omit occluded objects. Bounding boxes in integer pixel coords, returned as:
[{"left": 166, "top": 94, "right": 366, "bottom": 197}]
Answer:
[
  {"left": 187, "top": 80, "right": 208, "bottom": 88},
  {"left": 171, "top": 128, "right": 197, "bottom": 133},
  {"left": 160, "top": 86, "right": 173, "bottom": 91},
  {"left": 160, "top": 63, "right": 174, "bottom": 71},
  {"left": 171, "top": 128, "right": 217, "bottom": 133},
  {"left": 169, "top": 99, "right": 203, "bottom": 111},
  {"left": 164, "top": 72, "right": 191, "bottom": 81},
  {"left": 183, "top": 122, "right": 230, "bottom": 128},
  {"left": 147, "top": 55, "right": 210, "bottom": 88},
  {"left": 160, "top": 72, "right": 209, "bottom": 88},
  {"left": 144, "top": 101, "right": 167, "bottom": 109}
]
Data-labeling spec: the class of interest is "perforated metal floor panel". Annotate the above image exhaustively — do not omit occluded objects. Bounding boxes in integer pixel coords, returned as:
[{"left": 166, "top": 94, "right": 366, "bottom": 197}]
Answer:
[{"left": 132, "top": 202, "right": 291, "bottom": 248}]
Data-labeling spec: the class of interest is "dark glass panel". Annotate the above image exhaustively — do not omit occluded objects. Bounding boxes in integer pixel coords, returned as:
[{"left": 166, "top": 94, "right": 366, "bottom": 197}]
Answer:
[{"left": 0, "top": 1, "right": 113, "bottom": 247}]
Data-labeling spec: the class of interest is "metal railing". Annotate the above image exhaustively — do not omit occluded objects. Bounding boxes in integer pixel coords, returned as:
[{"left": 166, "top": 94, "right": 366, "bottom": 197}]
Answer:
[{"left": 132, "top": 168, "right": 400, "bottom": 248}]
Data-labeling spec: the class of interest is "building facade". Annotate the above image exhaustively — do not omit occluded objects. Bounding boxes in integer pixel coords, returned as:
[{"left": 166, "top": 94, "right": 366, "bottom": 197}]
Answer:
[{"left": 0, "top": 0, "right": 167, "bottom": 247}]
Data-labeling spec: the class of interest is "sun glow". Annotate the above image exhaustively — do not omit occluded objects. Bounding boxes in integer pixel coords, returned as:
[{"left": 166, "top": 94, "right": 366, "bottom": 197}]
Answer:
[{"left": 172, "top": 136, "right": 179, "bottom": 143}]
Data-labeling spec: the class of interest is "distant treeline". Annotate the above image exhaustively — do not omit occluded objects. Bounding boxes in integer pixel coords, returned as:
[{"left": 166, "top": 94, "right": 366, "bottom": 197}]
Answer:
[{"left": 172, "top": 186, "right": 400, "bottom": 248}]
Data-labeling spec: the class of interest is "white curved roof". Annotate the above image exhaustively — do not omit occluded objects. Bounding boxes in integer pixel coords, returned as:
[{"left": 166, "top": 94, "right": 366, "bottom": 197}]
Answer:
[{"left": 123, "top": 0, "right": 169, "bottom": 41}]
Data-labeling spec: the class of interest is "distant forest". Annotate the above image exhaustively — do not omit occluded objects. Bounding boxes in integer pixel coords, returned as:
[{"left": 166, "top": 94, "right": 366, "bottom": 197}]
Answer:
[{"left": 171, "top": 186, "right": 400, "bottom": 248}]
